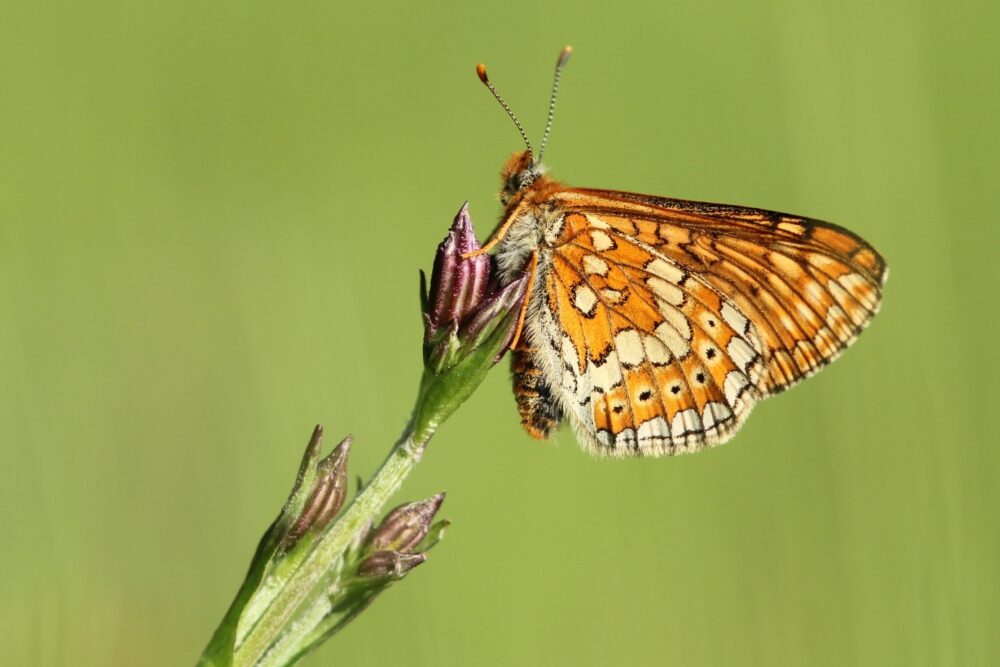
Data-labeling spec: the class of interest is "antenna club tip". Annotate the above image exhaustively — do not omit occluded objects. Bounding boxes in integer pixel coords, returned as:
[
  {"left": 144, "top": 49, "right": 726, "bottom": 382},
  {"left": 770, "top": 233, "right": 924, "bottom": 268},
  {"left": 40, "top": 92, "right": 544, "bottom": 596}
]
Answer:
[
  {"left": 476, "top": 63, "right": 489, "bottom": 83},
  {"left": 558, "top": 46, "right": 573, "bottom": 67}
]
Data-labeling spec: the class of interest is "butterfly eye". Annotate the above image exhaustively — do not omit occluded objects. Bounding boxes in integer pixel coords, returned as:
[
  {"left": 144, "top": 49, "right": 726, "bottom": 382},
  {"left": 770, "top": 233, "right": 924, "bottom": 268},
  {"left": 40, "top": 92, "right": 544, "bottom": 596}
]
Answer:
[
  {"left": 502, "top": 170, "right": 536, "bottom": 202},
  {"left": 517, "top": 171, "right": 537, "bottom": 189}
]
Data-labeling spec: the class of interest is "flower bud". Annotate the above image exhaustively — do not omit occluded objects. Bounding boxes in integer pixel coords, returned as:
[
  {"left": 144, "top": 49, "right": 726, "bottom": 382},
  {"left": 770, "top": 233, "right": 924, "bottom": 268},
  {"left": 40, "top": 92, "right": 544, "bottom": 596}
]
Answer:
[
  {"left": 420, "top": 203, "right": 528, "bottom": 375},
  {"left": 368, "top": 492, "right": 446, "bottom": 554},
  {"left": 460, "top": 272, "right": 529, "bottom": 362},
  {"left": 423, "top": 203, "right": 490, "bottom": 340},
  {"left": 281, "top": 428, "right": 352, "bottom": 550}
]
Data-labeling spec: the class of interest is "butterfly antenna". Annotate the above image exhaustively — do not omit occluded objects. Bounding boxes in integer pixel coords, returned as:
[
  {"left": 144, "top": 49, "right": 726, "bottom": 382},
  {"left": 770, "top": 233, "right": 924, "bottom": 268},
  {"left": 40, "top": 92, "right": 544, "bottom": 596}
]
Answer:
[
  {"left": 477, "top": 62, "right": 533, "bottom": 157},
  {"left": 537, "top": 45, "right": 572, "bottom": 164}
]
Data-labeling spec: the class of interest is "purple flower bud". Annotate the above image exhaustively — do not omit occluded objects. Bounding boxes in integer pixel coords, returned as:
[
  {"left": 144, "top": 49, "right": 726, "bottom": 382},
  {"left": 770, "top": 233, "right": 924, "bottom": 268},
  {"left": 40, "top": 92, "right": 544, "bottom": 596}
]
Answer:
[
  {"left": 423, "top": 203, "right": 491, "bottom": 340},
  {"left": 283, "top": 431, "right": 352, "bottom": 549},
  {"left": 356, "top": 551, "right": 427, "bottom": 580},
  {"left": 420, "top": 203, "right": 530, "bottom": 375},
  {"left": 368, "top": 492, "right": 446, "bottom": 554},
  {"left": 460, "top": 271, "right": 529, "bottom": 357}
]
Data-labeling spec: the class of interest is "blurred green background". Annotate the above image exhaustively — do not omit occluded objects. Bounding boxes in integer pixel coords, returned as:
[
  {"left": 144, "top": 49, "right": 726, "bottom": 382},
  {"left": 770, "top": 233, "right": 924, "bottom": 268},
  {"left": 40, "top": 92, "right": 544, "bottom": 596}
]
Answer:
[{"left": 2, "top": 1, "right": 997, "bottom": 665}]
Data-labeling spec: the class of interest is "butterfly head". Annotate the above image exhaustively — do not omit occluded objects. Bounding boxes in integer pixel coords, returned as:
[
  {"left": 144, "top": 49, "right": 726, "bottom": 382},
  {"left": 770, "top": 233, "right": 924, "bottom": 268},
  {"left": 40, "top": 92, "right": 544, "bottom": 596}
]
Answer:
[{"left": 499, "top": 150, "right": 545, "bottom": 205}]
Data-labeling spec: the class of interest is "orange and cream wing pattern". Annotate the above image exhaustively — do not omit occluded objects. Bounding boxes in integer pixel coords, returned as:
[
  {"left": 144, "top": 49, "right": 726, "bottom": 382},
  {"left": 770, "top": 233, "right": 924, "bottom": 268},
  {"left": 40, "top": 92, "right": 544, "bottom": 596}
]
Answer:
[
  {"left": 525, "top": 212, "right": 768, "bottom": 456},
  {"left": 552, "top": 189, "right": 887, "bottom": 395}
]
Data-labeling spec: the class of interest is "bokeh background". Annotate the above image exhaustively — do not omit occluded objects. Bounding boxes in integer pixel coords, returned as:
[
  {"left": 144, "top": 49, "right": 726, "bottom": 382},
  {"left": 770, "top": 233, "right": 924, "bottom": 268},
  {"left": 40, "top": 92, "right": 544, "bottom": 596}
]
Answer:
[{"left": 2, "top": 1, "right": 997, "bottom": 665}]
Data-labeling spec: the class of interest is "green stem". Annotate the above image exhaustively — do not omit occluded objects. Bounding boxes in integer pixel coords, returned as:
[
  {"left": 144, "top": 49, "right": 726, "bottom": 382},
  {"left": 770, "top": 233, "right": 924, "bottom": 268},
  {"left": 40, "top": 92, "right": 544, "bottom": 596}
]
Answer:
[
  {"left": 233, "top": 426, "right": 427, "bottom": 667},
  {"left": 197, "top": 313, "right": 514, "bottom": 666}
]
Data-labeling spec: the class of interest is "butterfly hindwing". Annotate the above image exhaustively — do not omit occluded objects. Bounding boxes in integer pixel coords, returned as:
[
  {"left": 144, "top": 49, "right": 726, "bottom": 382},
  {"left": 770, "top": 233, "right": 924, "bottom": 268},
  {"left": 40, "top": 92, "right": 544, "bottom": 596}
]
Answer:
[{"left": 525, "top": 211, "right": 767, "bottom": 456}]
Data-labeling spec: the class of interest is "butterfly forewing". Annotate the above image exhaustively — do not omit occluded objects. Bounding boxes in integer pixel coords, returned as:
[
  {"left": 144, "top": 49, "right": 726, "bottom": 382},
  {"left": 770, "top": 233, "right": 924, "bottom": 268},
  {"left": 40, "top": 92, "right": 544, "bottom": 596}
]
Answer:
[{"left": 551, "top": 189, "right": 887, "bottom": 396}]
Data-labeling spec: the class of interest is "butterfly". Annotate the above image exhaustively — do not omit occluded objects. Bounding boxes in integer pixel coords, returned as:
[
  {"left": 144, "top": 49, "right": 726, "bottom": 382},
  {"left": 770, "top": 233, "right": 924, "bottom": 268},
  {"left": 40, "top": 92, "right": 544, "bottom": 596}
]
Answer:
[{"left": 467, "top": 47, "right": 888, "bottom": 457}]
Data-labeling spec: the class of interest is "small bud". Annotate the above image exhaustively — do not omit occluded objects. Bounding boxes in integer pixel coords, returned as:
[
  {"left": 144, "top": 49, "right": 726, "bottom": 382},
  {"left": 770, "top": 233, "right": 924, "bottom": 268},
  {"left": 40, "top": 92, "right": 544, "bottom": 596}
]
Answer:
[
  {"left": 286, "top": 424, "right": 326, "bottom": 502},
  {"left": 423, "top": 203, "right": 490, "bottom": 340},
  {"left": 283, "top": 434, "right": 352, "bottom": 549},
  {"left": 459, "top": 272, "right": 528, "bottom": 360},
  {"left": 420, "top": 203, "right": 529, "bottom": 375},
  {"left": 356, "top": 551, "right": 427, "bottom": 580},
  {"left": 369, "top": 492, "right": 446, "bottom": 554}
]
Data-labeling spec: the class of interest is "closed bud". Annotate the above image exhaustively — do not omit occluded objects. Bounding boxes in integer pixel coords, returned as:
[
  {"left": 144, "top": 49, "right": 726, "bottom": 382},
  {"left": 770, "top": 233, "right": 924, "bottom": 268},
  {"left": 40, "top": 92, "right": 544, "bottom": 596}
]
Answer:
[
  {"left": 369, "top": 492, "right": 446, "bottom": 554},
  {"left": 422, "top": 203, "right": 490, "bottom": 341},
  {"left": 282, "top": 432, "right": 352, "bottom": 550},
  {"left": 459, "top": 272, "right": 528, "bottom": 361},
  {"left": 420, "top": 203, "right": 528, "bottom": 375}
]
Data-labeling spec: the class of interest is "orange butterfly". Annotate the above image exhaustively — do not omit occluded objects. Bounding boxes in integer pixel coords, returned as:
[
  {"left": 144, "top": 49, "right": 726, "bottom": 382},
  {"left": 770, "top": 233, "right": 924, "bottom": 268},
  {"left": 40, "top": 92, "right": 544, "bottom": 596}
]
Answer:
[{"left": 467, "top": 47, "right": 887, "bottom": 457}]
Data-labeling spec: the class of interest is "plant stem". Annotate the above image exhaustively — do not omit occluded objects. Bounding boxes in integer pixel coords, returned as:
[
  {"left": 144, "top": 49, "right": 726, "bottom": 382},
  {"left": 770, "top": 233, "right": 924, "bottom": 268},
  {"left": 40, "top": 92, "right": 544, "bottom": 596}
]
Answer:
[
  {"left": 196, "top": 364, "right": 477, "bottom": 666},
  {"left": 197, "top": 203, "right": 523, "bottom": 667},
  {"left": 231, "top": 424, "right": 428, "bottom": 667}
]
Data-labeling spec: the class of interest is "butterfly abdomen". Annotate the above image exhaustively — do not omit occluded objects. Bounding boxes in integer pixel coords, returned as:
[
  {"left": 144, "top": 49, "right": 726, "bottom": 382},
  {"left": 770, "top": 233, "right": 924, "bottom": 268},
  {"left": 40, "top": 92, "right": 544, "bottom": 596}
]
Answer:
[{"left": 511, "top": 344, "right": 564, "bottom": 440}]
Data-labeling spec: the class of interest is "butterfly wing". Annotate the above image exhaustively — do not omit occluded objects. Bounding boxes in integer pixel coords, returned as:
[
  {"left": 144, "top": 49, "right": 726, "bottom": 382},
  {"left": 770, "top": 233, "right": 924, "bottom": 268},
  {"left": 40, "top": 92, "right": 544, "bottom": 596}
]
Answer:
[
  {"left": 521, "top": 187, "right": 886, "bottom": 456},
  {"left": 525, "top": 211, "right": 768, "bottom": 456},
  {"left": 552, "top": 188, "right": 887, "bottom": 394}
]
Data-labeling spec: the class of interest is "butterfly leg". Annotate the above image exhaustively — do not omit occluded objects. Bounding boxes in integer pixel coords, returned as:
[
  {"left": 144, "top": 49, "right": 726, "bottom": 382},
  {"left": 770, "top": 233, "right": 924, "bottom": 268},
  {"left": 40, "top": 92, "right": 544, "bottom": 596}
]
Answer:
[
  {"left": 462, "top": 199, "right": 532, "bottom": 258},
  {"left": 511, "top": 343, "right": 564, "bottom": 439},
  {"left": 508, "top": 250, "right": 538, "bottom": 350}
]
